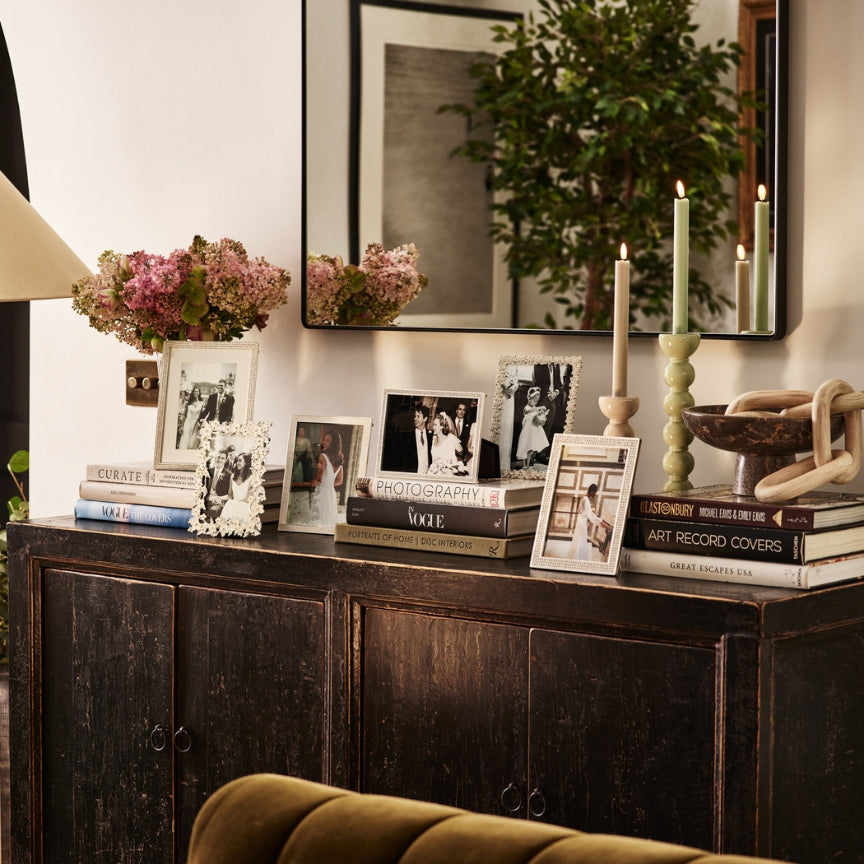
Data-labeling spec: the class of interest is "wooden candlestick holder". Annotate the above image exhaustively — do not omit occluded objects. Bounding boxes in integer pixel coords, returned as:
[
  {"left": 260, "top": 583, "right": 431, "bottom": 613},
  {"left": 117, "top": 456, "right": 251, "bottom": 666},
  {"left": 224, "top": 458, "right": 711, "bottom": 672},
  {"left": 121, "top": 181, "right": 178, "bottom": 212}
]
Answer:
[{"left": 658, "top": 332, "right": 701, "bottom": 491}]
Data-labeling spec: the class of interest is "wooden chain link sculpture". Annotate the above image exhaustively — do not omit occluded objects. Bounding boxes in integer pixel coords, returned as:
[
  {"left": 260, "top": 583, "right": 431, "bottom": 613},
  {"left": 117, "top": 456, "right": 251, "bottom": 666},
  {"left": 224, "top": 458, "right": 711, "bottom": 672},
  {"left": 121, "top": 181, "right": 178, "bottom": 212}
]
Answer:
[{"left": 725, "top": 379, "right": 864, "bottom": 503}]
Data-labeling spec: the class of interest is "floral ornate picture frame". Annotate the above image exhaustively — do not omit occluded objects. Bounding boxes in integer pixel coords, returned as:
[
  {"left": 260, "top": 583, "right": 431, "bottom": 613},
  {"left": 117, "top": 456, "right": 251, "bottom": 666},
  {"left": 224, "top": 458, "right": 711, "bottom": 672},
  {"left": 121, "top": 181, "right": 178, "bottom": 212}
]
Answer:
[
  {"left": 278, "top": 414, "right": 372, "bottom": 535},
  {"left": 154, "top": 341, "right": 259, "bottom": 470},
  {"left": 377, "top": 389, "right": 485, "bottom": 483},
  {"left": 531, "top": 434, "right": 640, "bottom": 576},
  {"left": 189, "top": 419, "right": 272, "bottom": 538},
  {"left": 490, "top": 354, "right": 583, "bottom": 480}
]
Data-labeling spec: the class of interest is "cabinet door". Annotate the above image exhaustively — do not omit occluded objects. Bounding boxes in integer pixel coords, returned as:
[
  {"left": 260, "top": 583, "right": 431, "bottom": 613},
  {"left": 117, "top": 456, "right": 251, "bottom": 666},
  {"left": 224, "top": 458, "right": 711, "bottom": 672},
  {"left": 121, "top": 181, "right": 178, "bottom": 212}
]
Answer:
[
  {"left": 175, "top": 586, "right": 326, "bottom": 856},
  {"left": 529, "top": 628, "right": 717, "bottom": 848},
  {"left": 361, "top": 607, "right": 529, "bottom": 815},
  {"left": 42, "top": 570, "right": 175, "bottom": 864}
]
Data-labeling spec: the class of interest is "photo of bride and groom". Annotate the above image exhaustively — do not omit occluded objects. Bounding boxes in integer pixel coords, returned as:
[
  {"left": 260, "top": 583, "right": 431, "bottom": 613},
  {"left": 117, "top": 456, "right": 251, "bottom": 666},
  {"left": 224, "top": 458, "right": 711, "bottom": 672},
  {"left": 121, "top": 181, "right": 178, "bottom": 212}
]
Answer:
[{"left": 378, "top": 390, "right": 485, "bottom": 483}]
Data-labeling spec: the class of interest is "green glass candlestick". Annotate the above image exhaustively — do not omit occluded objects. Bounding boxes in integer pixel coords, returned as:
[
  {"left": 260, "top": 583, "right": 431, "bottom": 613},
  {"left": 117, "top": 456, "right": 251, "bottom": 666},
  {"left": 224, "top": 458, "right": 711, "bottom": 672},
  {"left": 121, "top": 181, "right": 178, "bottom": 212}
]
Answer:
[{"left": 658, "top": 332, "right": 701, "bottom": 491}]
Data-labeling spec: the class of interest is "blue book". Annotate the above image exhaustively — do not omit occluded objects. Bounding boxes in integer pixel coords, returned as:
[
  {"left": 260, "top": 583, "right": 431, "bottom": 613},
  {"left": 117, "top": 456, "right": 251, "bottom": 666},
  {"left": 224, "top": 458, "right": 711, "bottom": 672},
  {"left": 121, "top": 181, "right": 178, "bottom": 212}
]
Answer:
[{"left": 74, "top": 498, "right": 191, "bottom": 529}]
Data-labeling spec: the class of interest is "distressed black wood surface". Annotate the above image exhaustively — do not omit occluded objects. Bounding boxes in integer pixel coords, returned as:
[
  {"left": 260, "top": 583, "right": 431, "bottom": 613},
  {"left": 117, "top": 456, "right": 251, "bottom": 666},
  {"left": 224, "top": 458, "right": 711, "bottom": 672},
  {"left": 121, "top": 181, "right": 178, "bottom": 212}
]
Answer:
[{"left": 9, "top": 517, "right": 864, "bottom": 863}]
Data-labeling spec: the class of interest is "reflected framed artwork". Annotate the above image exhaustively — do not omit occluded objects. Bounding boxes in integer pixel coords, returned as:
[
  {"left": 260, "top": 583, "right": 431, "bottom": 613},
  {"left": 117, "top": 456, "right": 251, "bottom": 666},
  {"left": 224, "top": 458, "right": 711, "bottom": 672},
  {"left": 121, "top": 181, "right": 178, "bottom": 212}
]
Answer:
[{"left": 531, "top": 434, "right": 640, "bottom": 576}]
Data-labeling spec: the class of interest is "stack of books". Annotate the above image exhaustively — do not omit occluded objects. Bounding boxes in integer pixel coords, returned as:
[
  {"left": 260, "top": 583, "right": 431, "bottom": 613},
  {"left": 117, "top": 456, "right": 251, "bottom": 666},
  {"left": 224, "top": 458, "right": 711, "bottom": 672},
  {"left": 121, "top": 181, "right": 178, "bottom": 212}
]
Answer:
[
  {"left": 75, "top": 460, "right": 285, "bottom": 529},
  {"left": 622, "top": 484, "right": 864, "bottom": 589},
  {"left": 333, "top": 475, "right": 547, "bottom": 559}
]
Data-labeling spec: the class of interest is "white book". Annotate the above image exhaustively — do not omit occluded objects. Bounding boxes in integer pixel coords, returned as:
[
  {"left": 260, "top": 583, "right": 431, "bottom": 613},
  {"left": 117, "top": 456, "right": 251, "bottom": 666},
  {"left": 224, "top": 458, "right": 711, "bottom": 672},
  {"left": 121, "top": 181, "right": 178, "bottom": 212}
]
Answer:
[
  {"left": 621, "top": 547, "right": 864, "bottom": 590},
  {"left": 355, "top": 475, "right": 545, "bottom": 509}
]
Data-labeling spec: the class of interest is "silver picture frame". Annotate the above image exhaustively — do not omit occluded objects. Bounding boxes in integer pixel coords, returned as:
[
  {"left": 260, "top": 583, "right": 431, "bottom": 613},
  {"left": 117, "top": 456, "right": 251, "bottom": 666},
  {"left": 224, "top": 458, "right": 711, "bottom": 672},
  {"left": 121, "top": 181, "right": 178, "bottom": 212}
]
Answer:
[{"left": 531, "top": 433, "right": 640, "bottom": 576}]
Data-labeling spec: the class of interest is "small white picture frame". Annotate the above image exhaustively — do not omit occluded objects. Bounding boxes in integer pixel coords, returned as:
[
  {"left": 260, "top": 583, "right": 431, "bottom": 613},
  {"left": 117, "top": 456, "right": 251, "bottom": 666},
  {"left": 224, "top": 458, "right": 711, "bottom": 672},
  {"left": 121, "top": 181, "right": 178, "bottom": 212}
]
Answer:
[
  {"left": 278, "top": 414, "right": 372, "bottom": 534},
  {"left": 189, "top": 419, "right": 272, "bottom": 538},
  {"left": 531, "top": 434, "right": 640, "bottom": 576},
  {"left": 377, "top": 389, "right": 485, "bottom": 483},
  {"left": 154, "top": 340, "right": 259, "bottom": 470},
  {"left": 490, "top": 354, "right": 583, "bottom": 480}
]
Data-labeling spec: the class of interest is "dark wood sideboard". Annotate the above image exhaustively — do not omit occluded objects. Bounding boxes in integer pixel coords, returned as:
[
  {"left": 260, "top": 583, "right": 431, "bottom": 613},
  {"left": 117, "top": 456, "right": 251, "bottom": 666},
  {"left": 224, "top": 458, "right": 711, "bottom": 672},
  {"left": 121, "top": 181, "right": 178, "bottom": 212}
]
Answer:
[{"left": 8, "top": 516, "right": 864, "bottom": 864}]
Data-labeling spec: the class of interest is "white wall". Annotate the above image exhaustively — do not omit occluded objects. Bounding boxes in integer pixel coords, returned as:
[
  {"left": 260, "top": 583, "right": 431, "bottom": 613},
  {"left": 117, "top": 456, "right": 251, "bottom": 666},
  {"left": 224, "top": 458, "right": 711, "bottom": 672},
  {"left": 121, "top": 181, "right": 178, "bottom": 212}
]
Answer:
[{"left": 4, "top": 0, "right": 864, "bottom": 517}]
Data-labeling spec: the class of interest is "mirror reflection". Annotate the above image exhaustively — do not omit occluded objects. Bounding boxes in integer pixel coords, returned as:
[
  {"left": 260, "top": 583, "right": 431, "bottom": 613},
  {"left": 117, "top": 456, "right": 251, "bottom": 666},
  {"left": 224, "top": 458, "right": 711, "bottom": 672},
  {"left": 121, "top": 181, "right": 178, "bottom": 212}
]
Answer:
[{"left": 303, "top": 0, "right": 786, "bottom": 338}]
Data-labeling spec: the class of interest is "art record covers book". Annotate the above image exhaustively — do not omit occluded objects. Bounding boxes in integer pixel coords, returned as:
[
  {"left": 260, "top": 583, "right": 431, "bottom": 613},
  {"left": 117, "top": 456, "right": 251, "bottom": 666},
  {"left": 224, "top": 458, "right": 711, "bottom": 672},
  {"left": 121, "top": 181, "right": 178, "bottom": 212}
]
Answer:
[
  {"left": 355, "top": 476, "right": 545, "bottom": 509},
  {"left": 346, "top": 496, "right": 540, "bottom": 538},
  {"left": 624, "top": 516, "right": 864, "bottom": 565},
  {"left": 629, "top": 485, "right": 864, "bottom": 531},
  {"left": 334, "top": 522, "right": 535, "bottom": 559},
  {"left": 620, "top": 547, "right": 864, "bottom": 590}
]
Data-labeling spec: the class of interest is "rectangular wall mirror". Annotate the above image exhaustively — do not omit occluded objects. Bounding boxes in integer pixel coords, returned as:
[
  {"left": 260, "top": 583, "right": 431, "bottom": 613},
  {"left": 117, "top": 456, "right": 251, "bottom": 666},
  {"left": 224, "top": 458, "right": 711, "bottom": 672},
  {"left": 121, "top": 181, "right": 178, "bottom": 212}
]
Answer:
[{"left": 303, "top": 0, "right": 787, "bottom": 339}]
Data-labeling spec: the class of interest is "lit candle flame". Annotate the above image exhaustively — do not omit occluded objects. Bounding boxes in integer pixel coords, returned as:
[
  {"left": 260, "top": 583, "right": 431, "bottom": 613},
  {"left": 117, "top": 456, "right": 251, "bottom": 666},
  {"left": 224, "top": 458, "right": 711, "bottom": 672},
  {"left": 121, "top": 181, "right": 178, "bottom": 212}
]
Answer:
[
  {"left": 620, "top": 242, "right": 628, "bottom": 261},
  {"left": 676, "top": 180, "right": 686, "bottom": 198},
  {"left": 758, "top": 184, "right": 767, "bottom": 202},
  {"left": 737, "top": 243, "right": 746, "bottom": 261}
]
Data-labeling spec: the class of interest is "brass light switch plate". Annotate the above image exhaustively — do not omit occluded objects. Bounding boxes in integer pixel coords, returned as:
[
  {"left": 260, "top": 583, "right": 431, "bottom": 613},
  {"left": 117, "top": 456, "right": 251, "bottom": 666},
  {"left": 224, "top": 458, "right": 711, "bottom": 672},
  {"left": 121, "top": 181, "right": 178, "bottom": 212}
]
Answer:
[{"left": 126, "top": 360, "right": 159, "bottom": 407}]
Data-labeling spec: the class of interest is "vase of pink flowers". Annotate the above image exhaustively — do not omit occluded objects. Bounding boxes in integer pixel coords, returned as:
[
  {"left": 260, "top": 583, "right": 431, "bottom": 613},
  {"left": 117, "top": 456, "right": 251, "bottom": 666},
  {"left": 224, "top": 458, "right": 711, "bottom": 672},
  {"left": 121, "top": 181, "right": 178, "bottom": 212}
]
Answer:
[
  {"left": 305, "top": 242, "right": 428, "bottom": 327},
  {"left": 71, "top": 235, "right": 291, "bottom": 354}
]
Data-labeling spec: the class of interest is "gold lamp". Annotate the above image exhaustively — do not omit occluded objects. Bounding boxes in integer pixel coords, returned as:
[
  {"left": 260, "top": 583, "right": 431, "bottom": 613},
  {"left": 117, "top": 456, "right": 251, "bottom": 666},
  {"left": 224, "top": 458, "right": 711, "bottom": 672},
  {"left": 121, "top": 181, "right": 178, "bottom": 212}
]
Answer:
[{"left": 0, "top": 169, "right": 90, "bottom": 301}]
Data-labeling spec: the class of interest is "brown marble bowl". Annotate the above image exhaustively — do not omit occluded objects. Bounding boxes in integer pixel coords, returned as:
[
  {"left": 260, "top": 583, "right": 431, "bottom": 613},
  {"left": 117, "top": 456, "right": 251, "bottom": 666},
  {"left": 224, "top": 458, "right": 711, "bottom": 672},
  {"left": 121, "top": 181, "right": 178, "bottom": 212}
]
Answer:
[{"left": 682, "top": 404, "right": 845, "bottom": 497}]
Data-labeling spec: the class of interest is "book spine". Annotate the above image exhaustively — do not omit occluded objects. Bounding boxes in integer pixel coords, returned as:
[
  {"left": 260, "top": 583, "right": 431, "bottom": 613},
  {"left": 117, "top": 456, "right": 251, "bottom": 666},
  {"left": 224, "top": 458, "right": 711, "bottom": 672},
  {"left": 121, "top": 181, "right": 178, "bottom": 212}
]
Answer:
[
  {"left": 624, "top": 517, "right": 805, "bottom": 564},
  {"left": 357, "top": 476, "right": 511, "bottom": 509},
  {"left": 334, "top": 522, "right": 523, "bottom": 558},
  {"left": 85, "top": 464, "right": 197, "bottom": 489},
  {"left": 629, "top": 494, "right": 815, "bottom": 530},
  {"left": 74, "top": 499, "right": 191, "bottom": 529},
  {"left": 619, "top": 548, "right": 810, "bottom": 589},
  {"left": 346, "top": 496, "right": 511, "bottom": 537},
  {"left": 79, "top": 481, "right": 197, "bottom": 509}
]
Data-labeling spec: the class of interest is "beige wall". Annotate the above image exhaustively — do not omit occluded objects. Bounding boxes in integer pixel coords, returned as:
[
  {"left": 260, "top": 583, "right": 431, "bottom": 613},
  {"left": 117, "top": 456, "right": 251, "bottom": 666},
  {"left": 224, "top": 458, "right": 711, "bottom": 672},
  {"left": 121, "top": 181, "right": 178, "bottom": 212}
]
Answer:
[{"left": 3, "top": 0, "right": 862, "bottom": 517}]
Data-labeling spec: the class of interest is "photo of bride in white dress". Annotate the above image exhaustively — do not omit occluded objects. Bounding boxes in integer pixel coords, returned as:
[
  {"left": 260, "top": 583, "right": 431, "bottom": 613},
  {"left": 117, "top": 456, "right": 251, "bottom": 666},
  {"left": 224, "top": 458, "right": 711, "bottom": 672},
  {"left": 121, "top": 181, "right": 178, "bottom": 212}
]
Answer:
[{"left": 279, "top": 415, "right": 372, "bottom": 535}]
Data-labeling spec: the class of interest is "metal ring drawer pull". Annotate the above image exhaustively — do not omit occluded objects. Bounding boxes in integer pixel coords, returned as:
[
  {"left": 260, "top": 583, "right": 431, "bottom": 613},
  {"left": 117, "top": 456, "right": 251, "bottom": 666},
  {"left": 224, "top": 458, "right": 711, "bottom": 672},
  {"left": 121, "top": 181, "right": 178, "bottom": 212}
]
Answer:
[
  {"left": 149, "top": 725, "right": 168, "bottom": 752},
  {"left": 174, "top": 726, "right": 193, "bottom": 753},
  {"left": 528, "top": 788, "right": 547, "bottom": 818},
  {"left": 500, "top": 782, "right": 522, "bottom": 813}
]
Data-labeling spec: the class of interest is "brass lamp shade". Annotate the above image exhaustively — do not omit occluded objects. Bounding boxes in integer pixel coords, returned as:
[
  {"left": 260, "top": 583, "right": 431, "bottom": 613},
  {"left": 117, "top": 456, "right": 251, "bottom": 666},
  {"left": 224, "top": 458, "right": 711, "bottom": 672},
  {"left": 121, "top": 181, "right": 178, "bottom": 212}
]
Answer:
[{"left": 0, "top": 169, "right": 91, "bottom": 301}]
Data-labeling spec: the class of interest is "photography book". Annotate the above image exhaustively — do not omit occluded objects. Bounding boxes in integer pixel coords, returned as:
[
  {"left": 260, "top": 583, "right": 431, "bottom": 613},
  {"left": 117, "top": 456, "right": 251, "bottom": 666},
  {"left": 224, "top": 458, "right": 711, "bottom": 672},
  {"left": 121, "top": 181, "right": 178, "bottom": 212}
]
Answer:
[
  {"left": 346, "top": 496, "right": 540, "bottom": 538},
  {"left": 334, "top": 521, "right": 534, "bottom": 559},
  {"left": 625, "top": 516, "right": 864, "bottom": 565},
  {"left": 354, "top": 475, "right": 545, "bottom": 509},
  {"left": 620, "top": 547, "right": 864, "bottom": 590},
  {"left": 629, "top": 485, "right": 864, "bottom": 531}
]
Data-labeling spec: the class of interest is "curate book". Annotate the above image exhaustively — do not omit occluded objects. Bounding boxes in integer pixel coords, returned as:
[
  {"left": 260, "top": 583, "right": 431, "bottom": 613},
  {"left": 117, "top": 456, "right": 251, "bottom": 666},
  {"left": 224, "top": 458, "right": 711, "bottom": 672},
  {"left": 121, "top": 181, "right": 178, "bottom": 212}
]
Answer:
[
  {"left": 620, "top": 547, "right": 864, "bottom": 590},
  {"left": 345, "top": 496, "right": 540, "bottom": 538},
  {"left": 85, "top": 460, "right": 285, "bottom": 489},
  {"left": 624, "top": 516, "right": 864, "bottom": 565},
  {"left": 629, "top": 485, "right": 864, "bottom": 531},
  {"left": 354, "top": 475, "right": 545, "bottom": 509},
  {"left": 334, "top": 521, "right": 535, "bottom": 559}
]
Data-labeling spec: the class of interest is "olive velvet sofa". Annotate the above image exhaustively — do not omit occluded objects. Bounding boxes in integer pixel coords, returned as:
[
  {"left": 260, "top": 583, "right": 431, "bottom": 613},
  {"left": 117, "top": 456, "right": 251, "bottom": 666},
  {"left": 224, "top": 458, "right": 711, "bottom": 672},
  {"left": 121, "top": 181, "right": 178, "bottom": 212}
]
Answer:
[{"left": 186, "top": 774, "right": 789, "bottom": 864}]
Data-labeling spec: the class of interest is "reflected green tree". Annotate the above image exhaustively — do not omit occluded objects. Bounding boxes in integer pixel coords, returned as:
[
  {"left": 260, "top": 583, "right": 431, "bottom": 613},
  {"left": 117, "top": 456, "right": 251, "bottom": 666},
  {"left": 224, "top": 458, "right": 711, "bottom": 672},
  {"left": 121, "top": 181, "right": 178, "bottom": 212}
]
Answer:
[{"left": 443, "top": 0, "right": 762, "bottom": 330}]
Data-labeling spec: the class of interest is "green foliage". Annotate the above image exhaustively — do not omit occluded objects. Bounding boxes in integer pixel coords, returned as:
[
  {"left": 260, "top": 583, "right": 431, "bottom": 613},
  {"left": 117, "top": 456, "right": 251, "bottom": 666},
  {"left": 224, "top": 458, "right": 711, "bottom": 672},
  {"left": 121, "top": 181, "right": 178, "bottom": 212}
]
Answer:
[
  {"left": 0, "top": 449, "right": 29, "bottom": 663},
  {"left": 441, "top": 0, "right": 762, "bottom": 330}
]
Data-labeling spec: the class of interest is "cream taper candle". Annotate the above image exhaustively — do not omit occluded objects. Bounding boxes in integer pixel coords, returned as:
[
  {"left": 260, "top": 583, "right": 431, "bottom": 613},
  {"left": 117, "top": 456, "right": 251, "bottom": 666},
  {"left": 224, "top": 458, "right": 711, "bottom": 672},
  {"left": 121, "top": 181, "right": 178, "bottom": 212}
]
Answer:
[
  {"left": 754, "top": 184, "right": 770, "bottom": 331},
  {"left": 736, "top": 243, "right": 750, "bottom": 332},
  {"left": 612, "top": 242, "right": 630, "bottom": 397},
  {"left": 672, "top": 181, "right": 689, "bottom": 334}
]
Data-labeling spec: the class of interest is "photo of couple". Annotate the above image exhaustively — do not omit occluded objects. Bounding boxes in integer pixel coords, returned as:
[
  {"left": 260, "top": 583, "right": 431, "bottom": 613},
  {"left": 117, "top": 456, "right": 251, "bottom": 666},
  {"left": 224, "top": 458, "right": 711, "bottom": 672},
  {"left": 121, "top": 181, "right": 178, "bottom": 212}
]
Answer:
[
  {"left": 176, "top": 368, "right": 236, "bottom": 451},
  {"left": 378, "top": 390, "right": 484, "bottom": 482},
  {"left": 190, "top": 420, "right": 271, "bottom": 538}
]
